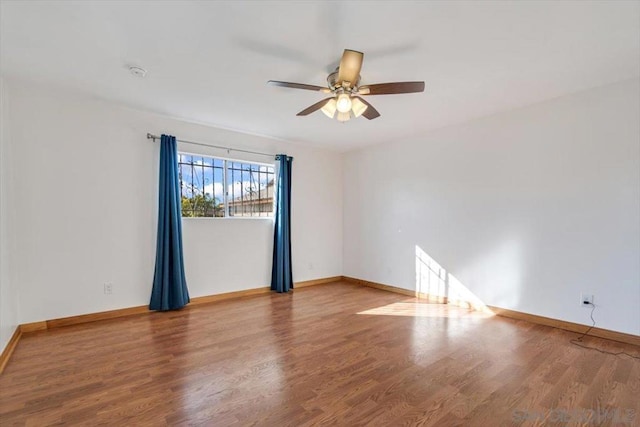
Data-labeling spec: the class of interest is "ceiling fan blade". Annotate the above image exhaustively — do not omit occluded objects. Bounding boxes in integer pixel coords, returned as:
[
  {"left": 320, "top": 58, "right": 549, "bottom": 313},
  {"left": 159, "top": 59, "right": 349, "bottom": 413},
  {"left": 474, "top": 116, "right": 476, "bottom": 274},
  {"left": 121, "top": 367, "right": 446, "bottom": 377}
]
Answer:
[
  {"left": 337, "top": 49, "right": 364, "bottom": 87},
  {"left": 359, "top": 81, "right": 425, "bottom": 95},
  {"left": 268, "top": 80, "right": 331, "bottom": 93},
  {"left": 296, "top": 97, "right": 335, "bottom": 116},
  {"left": 353, "top": 96, "right": 380, "bottom": 120}
]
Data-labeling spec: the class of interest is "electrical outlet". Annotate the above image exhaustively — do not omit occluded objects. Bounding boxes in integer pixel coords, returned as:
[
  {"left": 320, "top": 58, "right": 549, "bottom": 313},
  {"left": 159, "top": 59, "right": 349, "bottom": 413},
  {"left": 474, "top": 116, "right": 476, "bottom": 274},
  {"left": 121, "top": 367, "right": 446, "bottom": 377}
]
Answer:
[
  {"left": 580, "top": 293, "right": 593, "bottom": 306},
  {"left": 104, "top": 283, "right": 113, "bottom": 295}
]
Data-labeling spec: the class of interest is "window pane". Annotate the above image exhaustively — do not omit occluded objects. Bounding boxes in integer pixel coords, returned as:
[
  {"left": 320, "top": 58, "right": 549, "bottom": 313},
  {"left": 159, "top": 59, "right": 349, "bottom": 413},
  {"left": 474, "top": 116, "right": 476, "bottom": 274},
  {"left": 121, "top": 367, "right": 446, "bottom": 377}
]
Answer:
[
  {"left": 178, "top": 153, "right": 225, "bottom": 217},
  {"left": 226, "top": 161, "right": 274, "bottom": 217},
  {"left": 178, "top": 152, "right": 274, "bottom": 218}
]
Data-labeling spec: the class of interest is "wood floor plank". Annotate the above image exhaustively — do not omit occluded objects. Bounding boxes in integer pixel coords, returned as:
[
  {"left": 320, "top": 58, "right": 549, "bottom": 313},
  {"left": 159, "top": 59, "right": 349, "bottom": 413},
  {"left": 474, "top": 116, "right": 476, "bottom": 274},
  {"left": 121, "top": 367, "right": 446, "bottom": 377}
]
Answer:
[{"left": 1, "top": 281, "right": 638, "bottom": 426}]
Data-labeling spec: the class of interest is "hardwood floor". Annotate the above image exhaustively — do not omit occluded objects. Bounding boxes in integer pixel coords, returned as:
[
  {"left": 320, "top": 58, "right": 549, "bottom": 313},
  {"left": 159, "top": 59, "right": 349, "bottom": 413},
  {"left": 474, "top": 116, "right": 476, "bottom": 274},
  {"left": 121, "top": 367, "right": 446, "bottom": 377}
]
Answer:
[{"left": 1, "top": 282, "right": 638, "bottom": 426}]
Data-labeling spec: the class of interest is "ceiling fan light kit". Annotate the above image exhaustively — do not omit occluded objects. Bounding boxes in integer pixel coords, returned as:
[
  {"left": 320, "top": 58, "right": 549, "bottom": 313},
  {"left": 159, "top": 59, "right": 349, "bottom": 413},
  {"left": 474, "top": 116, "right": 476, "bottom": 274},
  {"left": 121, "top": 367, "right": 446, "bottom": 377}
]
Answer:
[
  {"left": 351, "top": 97, "right": 368, "bottom": 118},
  {"left": 336, "top": 111, "right": 351, "bottom": 123},
  {"left": 321, "top": 98, "right": 337, "bottom": 118},
  {"left": 268, "top": 49, "right": 425, "bottom": 122},
  {"left": 336, "top": 93, "right": 352, "bottom": 113}
]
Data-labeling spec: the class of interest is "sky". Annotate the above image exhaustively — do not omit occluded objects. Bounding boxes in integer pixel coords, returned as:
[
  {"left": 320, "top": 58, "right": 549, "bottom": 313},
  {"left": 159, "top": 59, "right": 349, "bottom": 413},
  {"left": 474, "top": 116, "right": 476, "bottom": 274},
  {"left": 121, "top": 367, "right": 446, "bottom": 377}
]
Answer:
[{"left": 178, "top": 154, "right": 274, "bottom": 203}]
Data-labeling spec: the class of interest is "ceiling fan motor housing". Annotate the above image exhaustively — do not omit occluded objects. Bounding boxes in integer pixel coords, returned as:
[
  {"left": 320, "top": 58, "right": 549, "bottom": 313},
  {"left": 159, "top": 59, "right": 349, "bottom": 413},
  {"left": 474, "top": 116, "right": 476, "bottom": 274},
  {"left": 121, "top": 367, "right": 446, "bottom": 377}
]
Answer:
[{"left": 327, "top": 68, "right": 361, "bottom": 91}]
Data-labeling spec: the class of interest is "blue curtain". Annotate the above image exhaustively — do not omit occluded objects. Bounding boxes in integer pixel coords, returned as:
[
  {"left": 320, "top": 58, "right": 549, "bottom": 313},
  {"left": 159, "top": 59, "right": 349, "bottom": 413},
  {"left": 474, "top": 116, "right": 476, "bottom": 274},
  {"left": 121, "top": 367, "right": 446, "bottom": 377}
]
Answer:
[
  {"left": 150, "top": 134, "right": 190, "bottom": 310},
  {"left": 271, "top": 154, "right": 293, "bottom": 293}
]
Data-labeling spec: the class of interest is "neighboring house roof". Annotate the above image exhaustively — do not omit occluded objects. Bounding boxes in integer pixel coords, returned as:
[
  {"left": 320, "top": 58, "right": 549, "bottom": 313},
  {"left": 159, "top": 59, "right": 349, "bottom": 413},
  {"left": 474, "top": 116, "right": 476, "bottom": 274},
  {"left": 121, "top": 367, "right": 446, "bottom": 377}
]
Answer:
[{"left": 224, "top": 180, "right": 274, "bottom": 208}]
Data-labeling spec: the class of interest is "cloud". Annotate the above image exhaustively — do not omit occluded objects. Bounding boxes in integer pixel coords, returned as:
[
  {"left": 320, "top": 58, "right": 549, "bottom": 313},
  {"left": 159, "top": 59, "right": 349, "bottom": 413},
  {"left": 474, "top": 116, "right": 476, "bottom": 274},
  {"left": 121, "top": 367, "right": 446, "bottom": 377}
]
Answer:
[{"left": 204, "top": 183, "right": 224, "bottom": 197}]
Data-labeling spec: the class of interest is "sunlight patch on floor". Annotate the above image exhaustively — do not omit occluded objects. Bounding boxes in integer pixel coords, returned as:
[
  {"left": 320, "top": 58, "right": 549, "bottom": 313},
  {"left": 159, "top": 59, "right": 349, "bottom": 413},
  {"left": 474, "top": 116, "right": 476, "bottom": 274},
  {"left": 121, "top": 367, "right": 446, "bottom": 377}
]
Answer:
[{"left": 357, "top": 302, "right": 494, "bottom": 318}]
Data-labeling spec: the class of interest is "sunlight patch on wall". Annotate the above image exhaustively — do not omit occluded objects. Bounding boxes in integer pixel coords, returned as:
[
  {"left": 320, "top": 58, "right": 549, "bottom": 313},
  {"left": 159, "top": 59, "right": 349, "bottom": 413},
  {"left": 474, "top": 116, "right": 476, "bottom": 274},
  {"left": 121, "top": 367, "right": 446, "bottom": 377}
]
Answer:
[
  {"left": 415, "top": 245, "right": 447, "bottom": 300},
  {"left": 415, "top": 245, "right": 493, "bottom": 313},
  {"left": 447, "top": 272, "right": 490, "bottom": 313}
]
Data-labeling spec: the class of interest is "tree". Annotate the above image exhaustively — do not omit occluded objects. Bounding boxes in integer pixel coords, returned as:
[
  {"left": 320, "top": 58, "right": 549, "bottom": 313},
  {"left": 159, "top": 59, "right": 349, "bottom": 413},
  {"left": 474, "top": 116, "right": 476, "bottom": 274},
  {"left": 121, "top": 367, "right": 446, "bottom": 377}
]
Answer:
[{"left": 181, "top": 194, "right": 223, "bottom": 217}]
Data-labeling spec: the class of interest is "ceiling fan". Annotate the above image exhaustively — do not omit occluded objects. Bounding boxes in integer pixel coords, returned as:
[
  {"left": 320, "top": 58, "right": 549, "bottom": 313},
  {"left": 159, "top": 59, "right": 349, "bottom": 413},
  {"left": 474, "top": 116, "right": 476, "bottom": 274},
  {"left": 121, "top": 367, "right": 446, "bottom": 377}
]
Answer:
[{"left": 268, "top": 49, "right": 425, "bottom": 122}]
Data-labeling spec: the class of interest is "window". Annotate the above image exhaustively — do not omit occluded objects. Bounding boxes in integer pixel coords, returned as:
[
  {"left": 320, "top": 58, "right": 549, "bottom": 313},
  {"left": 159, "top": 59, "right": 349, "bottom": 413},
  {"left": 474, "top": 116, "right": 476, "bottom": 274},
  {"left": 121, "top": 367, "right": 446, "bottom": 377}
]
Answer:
[{"left": 178, "top": 153, "right": 275, "bottom": 218}]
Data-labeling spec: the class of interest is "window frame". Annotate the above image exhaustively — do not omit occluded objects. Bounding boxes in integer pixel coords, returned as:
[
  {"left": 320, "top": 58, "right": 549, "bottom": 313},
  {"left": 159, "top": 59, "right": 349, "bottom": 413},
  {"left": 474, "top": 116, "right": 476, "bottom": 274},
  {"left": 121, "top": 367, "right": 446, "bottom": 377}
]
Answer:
[{"left": 178, "top": 150, "right": 276, "bottom": 220}]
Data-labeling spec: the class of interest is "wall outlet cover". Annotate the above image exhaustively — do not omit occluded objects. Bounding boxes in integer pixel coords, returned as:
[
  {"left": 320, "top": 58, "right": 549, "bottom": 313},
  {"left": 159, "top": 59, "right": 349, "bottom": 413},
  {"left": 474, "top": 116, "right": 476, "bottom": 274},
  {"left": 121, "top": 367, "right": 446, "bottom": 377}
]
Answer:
[{"left": 580, "top": 293, "right": 593, "bottom": 306}]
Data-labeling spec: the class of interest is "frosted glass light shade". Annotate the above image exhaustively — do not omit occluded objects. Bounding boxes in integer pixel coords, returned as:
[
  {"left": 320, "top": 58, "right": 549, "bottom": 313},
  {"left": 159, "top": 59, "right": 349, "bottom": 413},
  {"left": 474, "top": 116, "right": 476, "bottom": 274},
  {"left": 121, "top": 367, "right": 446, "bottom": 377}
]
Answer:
[
  {"left": 321, "top": 98, "right": 337, "bottom": 118},
  {"left": 336, "top": 93, "right": 352, "bottom": 113},
  {"left": 351, "top": 97, "right": 368, "bottom": 117},
  {"left": 336, "top": 111, "right": 351, "bottom": 122}
]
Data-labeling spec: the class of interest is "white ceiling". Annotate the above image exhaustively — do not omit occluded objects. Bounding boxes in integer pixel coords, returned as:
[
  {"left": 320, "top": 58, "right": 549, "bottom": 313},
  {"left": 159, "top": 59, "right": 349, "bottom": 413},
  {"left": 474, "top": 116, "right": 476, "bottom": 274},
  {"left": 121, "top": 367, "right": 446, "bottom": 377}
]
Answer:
[{"left": 1, "top": 1, "right": 639, "bottom": 151}]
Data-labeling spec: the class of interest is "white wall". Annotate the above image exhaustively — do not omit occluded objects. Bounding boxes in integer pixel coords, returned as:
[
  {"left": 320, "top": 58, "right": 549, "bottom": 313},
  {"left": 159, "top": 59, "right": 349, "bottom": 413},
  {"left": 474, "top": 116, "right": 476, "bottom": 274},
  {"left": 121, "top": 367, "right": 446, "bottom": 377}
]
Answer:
[
  {"left": 344, "top": 79, "right": 640, "bottom": 335},
  {"left": 4, "top": 78, "right": 343, "bottom": 324},
  {"left": 0, "top": 77, "right": 20, "bottom": 351}
]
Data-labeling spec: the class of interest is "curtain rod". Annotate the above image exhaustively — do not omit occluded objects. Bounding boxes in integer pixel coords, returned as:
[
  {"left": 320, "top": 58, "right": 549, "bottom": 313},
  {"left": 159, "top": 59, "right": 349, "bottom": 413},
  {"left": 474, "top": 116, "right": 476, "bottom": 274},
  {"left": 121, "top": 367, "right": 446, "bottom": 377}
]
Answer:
[{"left": 146, "top": 133, "right": 277, "bottom": 158}]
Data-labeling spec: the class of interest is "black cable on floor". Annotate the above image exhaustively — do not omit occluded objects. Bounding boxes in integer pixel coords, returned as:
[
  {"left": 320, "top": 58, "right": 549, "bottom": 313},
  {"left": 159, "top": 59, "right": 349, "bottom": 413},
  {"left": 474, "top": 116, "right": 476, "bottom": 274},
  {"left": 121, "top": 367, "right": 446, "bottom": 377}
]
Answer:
[{"left": 569, "top": 302, "right": 640, "bottom": 360}]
